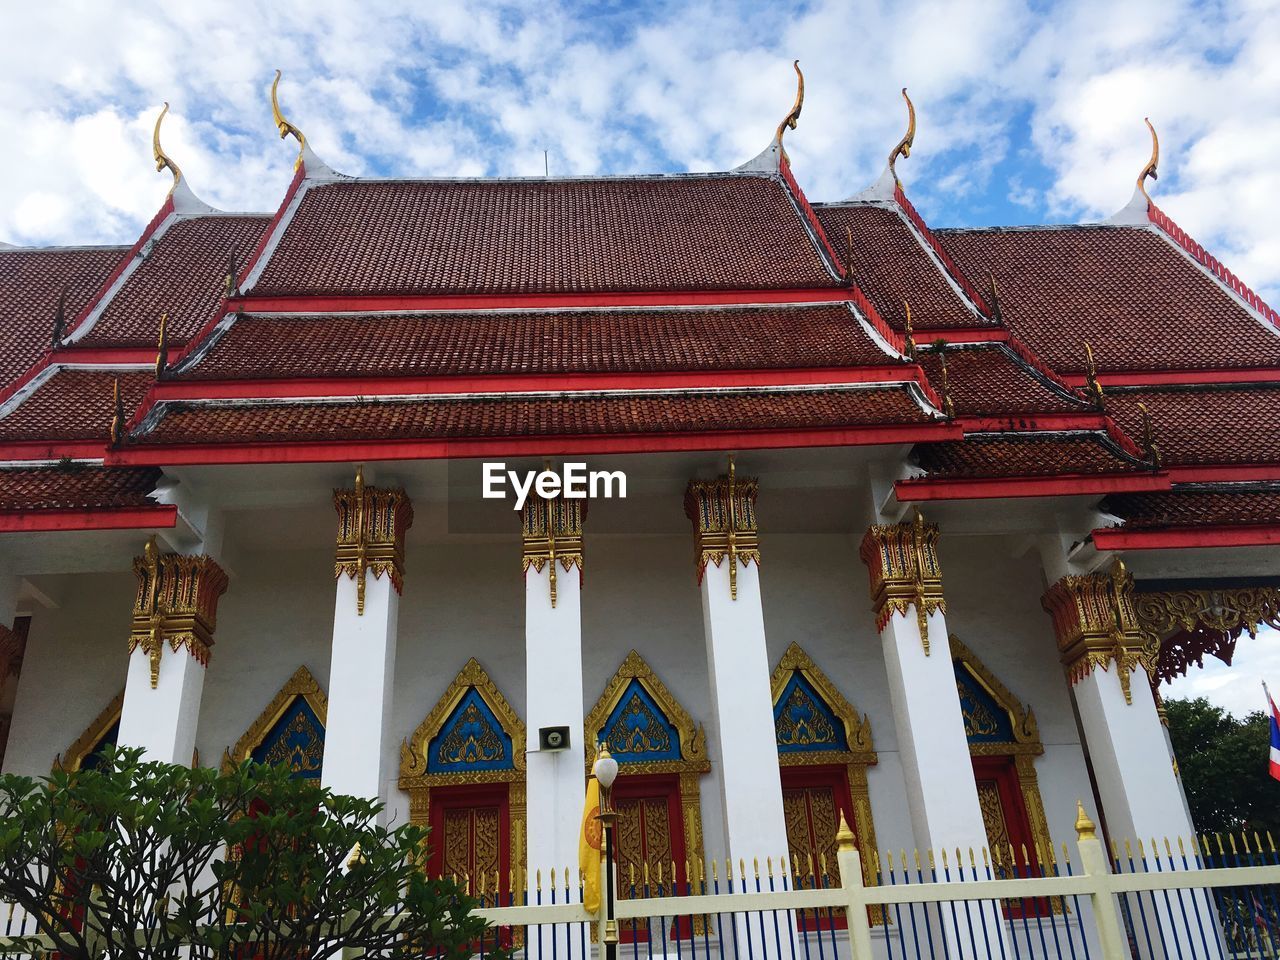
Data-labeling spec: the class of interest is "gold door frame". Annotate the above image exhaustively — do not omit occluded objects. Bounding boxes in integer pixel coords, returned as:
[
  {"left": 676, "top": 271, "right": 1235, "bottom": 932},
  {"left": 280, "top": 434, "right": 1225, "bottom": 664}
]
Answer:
[
  {"left": 399, "top": 658, "right": 526, "bottom": 893},
  {"left": 221, "top": 665, "right": 329, "bottom": 772},
  {"left": 53, "top": 689, "right": 124, "bottom": 772},
  {"left": 584, "top": 650, "right": 710, "bottom": 883}
]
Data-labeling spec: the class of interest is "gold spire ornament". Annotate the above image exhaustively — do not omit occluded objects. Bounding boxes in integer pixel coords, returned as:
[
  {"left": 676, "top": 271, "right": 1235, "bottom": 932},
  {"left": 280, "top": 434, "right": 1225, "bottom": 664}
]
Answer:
[
  {"left": 271, "top": 69, "right": 308, "bottom": 171},
  {"left": 154, "top": 312, "right": 169, "bottom": 380},
  {"left": 1137, "top": 402, "right": 1162, "bottom": 469},
  {"left": 937, "top": 348, "right": 955, "bottom": 419},
  {"left": 888, "top": 88, "right": 916, "bottom": 183},
  {"left": 109, "top": 378, "right": 126, "bottom": 446},
  {"left": 1083, "top": 342, "right": 1105, "bottom": 410},
  {"left": 902, "top": 300, "right": 917, "bottom": 359},
  {"left": 152, "top": 102, "right": 184, "bottom": 195},
  {"left": 774, "top": 60, "right": 804, "bottom": 163},
  {"left": 1137, "top": 117, "right": 1159, "bottom": 202}
]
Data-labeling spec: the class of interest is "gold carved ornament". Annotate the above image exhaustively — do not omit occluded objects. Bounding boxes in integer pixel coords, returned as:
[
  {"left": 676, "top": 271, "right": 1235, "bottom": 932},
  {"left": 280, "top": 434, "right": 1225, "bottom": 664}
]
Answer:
[
  {"left": 221, "top": 665, "right": 329, "bottom": 772},
  {"left": 584, "top": 650, "right": 710, "bottom": 904},
  {"left": 887, "top": 87, "right": 916, "bottom": 184},
  {"left": 1137, "top": 117, "right": 1159, "bottom": 203},
  {"left": 774, "top": 60, "right": 804, "bottom": 163},
  {"left": 152, "top": 102, "right": 183, "bottom": 195},
  {"left": 1131, "top": 586, "right": 1280, "bottom": 684},
  {"left": 520, "top": 493, "right": 584, "bottom": 609},
  {"left": 126, "top": 537, "right": 229, "bottom": 689},
  {"left": 270, "top": 69, "right": 307, "bottom": 171},
  {"left": 769, "top": 643, "right": 884, "bottom": 923},
  {"left": 334, "top": 465, "right": 413, "bottom": 616},
  {"left": 399, "top": 658, "right": 526, "bottom": 893},
  {"left": 858, "top": 509, "right": 945, "bottom": 653},
  {"left": 683, "top": 455, "right": 760, "bottom": 601},
  {"left": 1040, "top": 559, "right": 1157, "bottom": 705}
]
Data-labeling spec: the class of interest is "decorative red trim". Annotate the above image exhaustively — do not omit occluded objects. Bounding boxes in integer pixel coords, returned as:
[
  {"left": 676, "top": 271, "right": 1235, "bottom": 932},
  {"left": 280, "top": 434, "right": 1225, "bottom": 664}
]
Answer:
[
  {"left": 1002, "top": 336, "right": 1081, "bottom": 396},
  {"left": 896, "top": 471, "right": 1170, "bottom": 502},
  {"left": 916, "top": 328, "right": 1010, "bottom": 345},
  {"left": 105, "top": 422, "right": 966, "bottom": 467},
  {"left": 1092, "top": 523, "right": 1280, "bottom": 551},
  {"left": 1101, "top": 418, "right": 1149, "bottom": 461},
  {"left": 0, "top": 504, "right": 177, "bottom": 533},
  {"left": 1062, "top": 369, "right": 1280, "bottom": 388},
  {"left": 893, "top": 184, "right": 992, "bottom": 317},
  {"left": 0, "top": 355, "right": 53, "bottom": 406},
  {"left": 151, "top": 366, "right": 921, "bottom": 402},
  {"left": 1166, "top": 465, "right": 1280, "bottom": 483},
  {"left": 226, "top": 287, "right": 854, "bottom": 315},
  {"left": 1148, "top": 203, "right": 1280, "bottom": 329},
  {"left": 779, "top": 158, "right": 845, "bottom": 274},
  {"left": 47, "top": 347, "right": 159, "bottom": 366},
  {"left": 0, "top": 441, "right": 108, "bottom": 461},
  {"left": 957, "top": 413, "right": 1113, "bottom": 433}
]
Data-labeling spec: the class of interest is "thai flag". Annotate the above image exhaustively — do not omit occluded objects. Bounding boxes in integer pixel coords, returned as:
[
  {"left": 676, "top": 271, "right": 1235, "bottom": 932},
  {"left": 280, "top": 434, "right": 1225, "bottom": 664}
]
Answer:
[{"left": 1268, "top": 682, "right": 1280, "bottom": 783}]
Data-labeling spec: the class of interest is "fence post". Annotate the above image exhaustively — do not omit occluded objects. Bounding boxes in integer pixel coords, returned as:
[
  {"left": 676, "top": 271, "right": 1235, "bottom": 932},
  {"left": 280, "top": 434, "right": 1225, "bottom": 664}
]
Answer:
[
  {"left": 1074, "top": 801, "right": 1128, "bottom": 960},
  {"left": 836, "top": 814, "right": 874, "bottom": 960}
]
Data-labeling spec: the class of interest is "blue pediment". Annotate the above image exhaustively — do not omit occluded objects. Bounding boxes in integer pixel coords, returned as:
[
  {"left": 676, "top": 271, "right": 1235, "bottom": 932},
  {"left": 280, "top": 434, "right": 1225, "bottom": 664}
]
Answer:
[
  {"left": 252, "top": 696, "right": 325, "bottom": 779},
  {"left": 80, "top": 718, "right": 120, "bottom": 771},
  {"left": 598, "top": 679, "right": 681, "bottom": 764},
  {"left": 774, "top": 672, "right": 848, "bottom": 753},
  {"left": 955, "top": 664, "right": 1015, "bottom": 744},
  {"left": 427, "top": 688, "right": 514, "bottom": 773}
]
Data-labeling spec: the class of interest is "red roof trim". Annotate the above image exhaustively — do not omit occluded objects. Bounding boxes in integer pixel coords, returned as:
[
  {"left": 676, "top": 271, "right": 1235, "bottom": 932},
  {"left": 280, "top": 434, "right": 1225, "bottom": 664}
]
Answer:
[
  {"left": 896, "top": 471, "right": 1171, "bottom": 502},
  {"left": 1148, "top": 202, "right": 1280, "bottom": 330},
  {"left": 1063, "top": 368, "right": 1280, "bottom": 388},
  {"left": 893, "top": 184, "right": 992, "bottom": 317},
  {"left": 47, "top": 347, "right": 161, "bottom": 366},
  {"left": 1166, "top": 465, "right": 1280, "bottom": 483},
  {"left": 0, "top": 504, "right": 177, "bottom": 533},
  {"left": 779, "top": 158, "right": 845, "bottom": 276},
  {"left": 105, "top": 422, "right": 966, "bottom": 467},
  {"left": 957, "top": 413, "right": 1113, "bottom": 433},
  {"left": 0, "top": 441, "right": 108, "bottom": 461},
  {"left": 1092, "top": 523, "right": 1280, "bottom": 551}
]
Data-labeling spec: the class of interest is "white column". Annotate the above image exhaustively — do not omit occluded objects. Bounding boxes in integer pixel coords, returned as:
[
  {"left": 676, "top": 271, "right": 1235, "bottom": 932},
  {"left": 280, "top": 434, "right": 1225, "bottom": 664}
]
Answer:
[
  {"left": 117, "top": 540, "right": 227, "bottom": 764},
  {"left": 321, "top": 468, "right": 412, "bottom": 811},
  {"left": 861, "top": 512, "right": 1008, "bottom": 959}
]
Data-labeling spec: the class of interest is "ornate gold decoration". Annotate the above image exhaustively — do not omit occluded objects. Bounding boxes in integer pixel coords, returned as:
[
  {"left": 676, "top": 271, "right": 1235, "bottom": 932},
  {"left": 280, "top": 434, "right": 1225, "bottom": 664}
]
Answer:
[
  {"left": 584, "top": 651, "right": 709, "bottom": 891},
  {"left": 1136, "top": 402, "right": 1161, "bottom": 469},
  {"left": 333, "top": 465, "right": 413, "bottom": 616},
  {"left": 1074, "top": 800, "right": 1096, "bottom": 841},
  {"left": 520, "top": 493, "right": 584, "bottom": 608},
  {"left": 1137, "top": 117, "right": 1159, "bottom": 202},
  {"left": 126, "top": 537, "right": 228, "bottom": 688},
  {"left": 950, "top": 635, "right": 1054, "bottom": 881},
  {"left": 887, "top": 87, "right": 916, "bottom": 183},
  {"left": 109, "top": 378, "right": 126, "bottom": 446},
  {"left": 774, "top": 60, "right": 804, "bottom": 162},
  {"left": 221, "top": 665, "right": 329, "bottom": 771},
  {"left": 53, "top": 690, "right": 123, "bottom": 772},
  {"left": 271, "top": 69, "right": 308, "bottom": 171},
  {"left": 154, "top": 312, "right": 169, "bottom": 380},
  {"left": 770, "top": 643, "right": 882, "bottom": 918},
  {"left": 1041, "top": 560, "right": 1157, "bottom": 704},
  {"left": 937, "top": 348, "right": 955, "bottom": 419},
  {"left": 902, "top": 300, "right": 916, "bottom": 359},
  {"left": 1132, "top": 586, "right": 1280, "bottom": 682},
  {"left": 684, "top": 455, "right": 760, "bottom": 600},
  {"left": 152, "top": 102, "right": 183, "bottom": 195},
  {"left": 399, "top": 658, "right": 526, "bottom": 890},
  {"left": 1083, "top": 342, "right": 1105, "bottom": 410},
  {"left": 859, "top": 509, "right": 945, "bottom": 653}
]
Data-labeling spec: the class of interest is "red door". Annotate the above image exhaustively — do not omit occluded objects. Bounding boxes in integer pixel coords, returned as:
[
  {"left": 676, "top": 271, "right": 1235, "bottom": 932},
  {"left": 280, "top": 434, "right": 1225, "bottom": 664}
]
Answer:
[
  {"left": 781, "top": 765, "right": 854, "bottom": 930},
  {"left": 426, "top": 783, "right": 511, "bottom": 908},
  {"left": 972, "top": 756, "right": 1048, "bottom": 917},
  {"left": 612, "top": 774, "right": 690, "bottom": 941}
]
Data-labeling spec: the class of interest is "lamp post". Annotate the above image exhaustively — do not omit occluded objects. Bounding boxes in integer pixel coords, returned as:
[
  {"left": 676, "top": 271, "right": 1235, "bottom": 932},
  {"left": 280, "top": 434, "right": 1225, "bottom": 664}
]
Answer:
[{"left": 593, "top": 744, "right": 620, "bottom": 960}]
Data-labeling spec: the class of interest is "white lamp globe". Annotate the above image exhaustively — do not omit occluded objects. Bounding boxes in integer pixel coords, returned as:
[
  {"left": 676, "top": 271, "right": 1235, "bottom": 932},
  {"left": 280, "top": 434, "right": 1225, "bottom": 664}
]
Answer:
[{"left": 593, "top": 745, "right": 619, "bottom": 789}]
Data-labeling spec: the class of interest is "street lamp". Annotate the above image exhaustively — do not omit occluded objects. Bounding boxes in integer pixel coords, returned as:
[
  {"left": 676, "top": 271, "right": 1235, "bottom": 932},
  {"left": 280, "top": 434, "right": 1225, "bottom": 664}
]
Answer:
[{"left": 593, "top": 744, "right": 620, "bottom": 960}]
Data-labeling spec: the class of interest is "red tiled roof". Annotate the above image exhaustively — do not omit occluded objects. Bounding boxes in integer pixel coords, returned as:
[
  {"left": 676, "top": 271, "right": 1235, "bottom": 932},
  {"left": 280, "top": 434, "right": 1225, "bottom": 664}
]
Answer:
[
  {"left": 133, "top": 386, "right": 932, "bottom": 445},
  {"left": 251, "top": 176, "right": 839, "bottom": 296},
  {"left": 1106, "top": 384, "right": 1280, "bottom": 466},
  {"left": 0, "top": 465, "right": 161, "bottom": 511},
  {"left": 939, "top": 226, "right": 1280, "bottom": 374},
  {"left": 814, "top": 205, "right": 985, "bottom": 330},
  {"left": 78, "top": 215, "right": 270, "bottom": 347},
  {"left": 0, "top": 247, "right": 127, "bottom": 388},
  {"left": 0, "top": 369, "right": 152, "bottom": 443},
  {"left": 911, "top": 432, "right": 1149, "bottom": 479},
  {"left": 915, "top": 345, "right": 1086, "bottom": 417},
  {"left": 177, "top": 305, "right": 899, "bottom": 381},
  {"left": 1101, "top": 486, "right": 1280, "bottom": 529}
]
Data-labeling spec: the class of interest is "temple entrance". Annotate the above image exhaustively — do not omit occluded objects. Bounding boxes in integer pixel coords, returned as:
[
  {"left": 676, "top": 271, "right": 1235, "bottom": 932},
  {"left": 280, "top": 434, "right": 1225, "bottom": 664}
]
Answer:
[
  {"left": 614, "top": 773, "right": 683, "bottom": 898},
  {"left": 781, "top": 765, "right": 852, "bottom": 929},
  {"left": 972, "top": 755, "right": 1038, "bottom": 874},
  {"left": 427, "top": 783, "right": 511, "bottom": 903}
]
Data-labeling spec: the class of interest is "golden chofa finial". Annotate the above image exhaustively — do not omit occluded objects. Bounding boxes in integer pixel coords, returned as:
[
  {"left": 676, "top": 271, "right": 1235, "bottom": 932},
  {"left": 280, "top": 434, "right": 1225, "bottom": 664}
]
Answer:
[
  {"left": 1137, "top": 117, "right": 1159, "bottom": 202},
  {"left": 888, "top": 88, "right": 916, "bottom": 183},
  {"left": 271, "top": 69, "right": 307, "bottom": 171},
  {"left": 774, "top": 60, "right": 804, "bottom": 162},
  {"left": 1074, "top": 800, "right": 1097, "bottom": 841},
  {"left": 152, "top": 102, "right": 184, "bottom": 195}
]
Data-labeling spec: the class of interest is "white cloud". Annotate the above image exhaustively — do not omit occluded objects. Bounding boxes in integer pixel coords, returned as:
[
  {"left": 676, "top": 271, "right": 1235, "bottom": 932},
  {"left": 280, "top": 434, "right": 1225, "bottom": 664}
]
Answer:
[{"left": 1164, "top": 626, "right": 1280, "bottom": 719}]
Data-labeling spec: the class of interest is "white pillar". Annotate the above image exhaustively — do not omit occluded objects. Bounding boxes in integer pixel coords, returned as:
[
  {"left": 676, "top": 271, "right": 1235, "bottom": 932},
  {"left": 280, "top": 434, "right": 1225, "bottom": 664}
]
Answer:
[
  {"left": 322, "top": 468, "right": 412, "bottom": 810},
  {"left": 861, "top": 512, "right": 1008, "bottom": 959},
  {"left": 117, "top": 540, "right": 228, "bottom": 764}
]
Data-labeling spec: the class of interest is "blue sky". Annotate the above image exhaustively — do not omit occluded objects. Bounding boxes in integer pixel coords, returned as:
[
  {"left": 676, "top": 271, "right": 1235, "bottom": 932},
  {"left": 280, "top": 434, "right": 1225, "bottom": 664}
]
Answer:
[{"left": 2, "top": 1, "right": 1279, "bottom": 713}]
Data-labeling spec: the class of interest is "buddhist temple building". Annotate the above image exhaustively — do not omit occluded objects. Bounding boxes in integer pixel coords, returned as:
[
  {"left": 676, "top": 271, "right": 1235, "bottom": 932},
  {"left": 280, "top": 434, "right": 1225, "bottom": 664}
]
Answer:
[{"left": 1, "top": 68, "right": 1277, "bottom": 943}]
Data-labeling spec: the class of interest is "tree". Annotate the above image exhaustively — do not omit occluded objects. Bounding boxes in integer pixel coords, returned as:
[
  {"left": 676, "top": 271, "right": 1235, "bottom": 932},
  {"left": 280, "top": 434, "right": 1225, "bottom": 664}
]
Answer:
[
  {"left": 1165, "top": 696, "right": 1280, "bottom": 837},
  {"left": 0, "top": 747, "right": 494, "bottom": 960}
]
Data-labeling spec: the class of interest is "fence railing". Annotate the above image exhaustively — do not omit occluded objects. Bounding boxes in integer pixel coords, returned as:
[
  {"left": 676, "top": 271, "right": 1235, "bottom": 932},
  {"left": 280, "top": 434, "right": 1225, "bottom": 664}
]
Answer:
[{"left": 1, "top": 806, "right": 1277, "bottom": 959}]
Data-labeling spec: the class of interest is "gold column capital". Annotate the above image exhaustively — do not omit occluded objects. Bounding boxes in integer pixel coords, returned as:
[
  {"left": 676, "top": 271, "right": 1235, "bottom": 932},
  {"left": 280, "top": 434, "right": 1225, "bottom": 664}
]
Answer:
[
  {"left": 333, "top": 465, "right": 414, "bottom": 615},
  {"left": 520, "top": 494, "right": 585, "bottom": 608},
  {"left": 127, "top": 537, "right": 228, "bottom": 688},
  {"left": 858, "top": 509, "right": 945, "bottom": 653},
  {"left": 683, "top": 456, "right": 760, "bottom": 600},
  {"left": 1040, "top": 559, "right": 1157, "bottom": 704}
]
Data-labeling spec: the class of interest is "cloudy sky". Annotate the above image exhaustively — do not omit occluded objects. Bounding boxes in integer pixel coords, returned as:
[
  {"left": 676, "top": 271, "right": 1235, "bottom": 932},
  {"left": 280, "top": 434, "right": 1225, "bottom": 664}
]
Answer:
[{"left": 3, "top": 1, "right": 1279, "bottom": 714}]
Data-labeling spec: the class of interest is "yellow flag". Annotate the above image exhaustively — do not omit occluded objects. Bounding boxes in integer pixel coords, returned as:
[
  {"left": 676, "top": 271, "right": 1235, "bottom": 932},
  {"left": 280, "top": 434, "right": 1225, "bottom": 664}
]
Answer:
[{"left": 579, "top": 770, "right": 602, "bottom": 915}]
